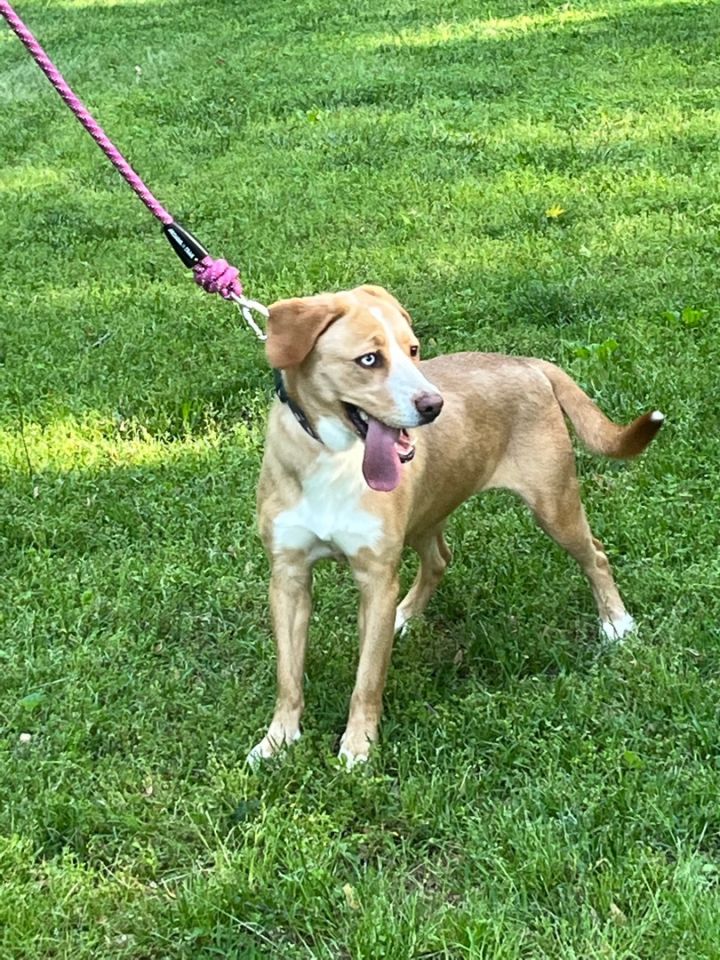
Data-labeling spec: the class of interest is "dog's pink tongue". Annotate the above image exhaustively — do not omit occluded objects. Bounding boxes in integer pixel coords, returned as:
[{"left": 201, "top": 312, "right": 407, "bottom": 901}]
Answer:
[{"left": 362, "top": 417, "right": 401, "bottom": 492}]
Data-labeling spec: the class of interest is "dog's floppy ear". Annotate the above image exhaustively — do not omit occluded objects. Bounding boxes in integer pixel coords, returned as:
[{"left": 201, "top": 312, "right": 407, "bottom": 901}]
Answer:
[{"left": 265, "top": 295, "right": 342, "bottom": 369}]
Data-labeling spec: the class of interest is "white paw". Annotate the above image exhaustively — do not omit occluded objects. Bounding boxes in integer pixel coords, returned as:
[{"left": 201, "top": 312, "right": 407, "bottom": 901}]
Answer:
[
  {"left": 338, "top": 744, "right": 369, "bottom": 769},
  {"left": 601, "top": 612, "right": 636, "bottom": 643},
  {"left": 338, "top": 730, "right": 372, "bottom": 769},
  {"left": 246, "top": 727, "right": 301, "bottom": 767},
  {"left": 394, "top": 609, "right": 409, "bottom": 636}
]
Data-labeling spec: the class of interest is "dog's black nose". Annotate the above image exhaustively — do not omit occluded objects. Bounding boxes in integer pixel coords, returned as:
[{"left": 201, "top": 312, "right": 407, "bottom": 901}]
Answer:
[{"left": 414, "top": 392, "right": 444, "bottom": 423}]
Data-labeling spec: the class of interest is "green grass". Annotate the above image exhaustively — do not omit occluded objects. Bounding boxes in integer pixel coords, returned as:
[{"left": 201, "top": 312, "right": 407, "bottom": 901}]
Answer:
[{"left": 1, "top": 0, "right": 719, "bottom": 956}]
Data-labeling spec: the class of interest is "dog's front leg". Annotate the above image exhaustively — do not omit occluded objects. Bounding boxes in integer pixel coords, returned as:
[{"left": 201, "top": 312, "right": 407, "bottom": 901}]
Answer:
[
  {"left": 340, "top": 556, "right": 400, "bottom": 767},
  {"left": 247, "top": 552, "right": 312, "bottom": 765}
]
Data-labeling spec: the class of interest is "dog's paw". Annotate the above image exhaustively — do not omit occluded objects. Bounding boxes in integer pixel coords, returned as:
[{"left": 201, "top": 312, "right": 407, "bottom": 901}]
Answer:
[
  {"left": 601, "top": 612, "right": 636, "bottom": 643},
  {"left": 246, "top": 725, "right": 301, "bottom": 768},
  {"left": 338, "top": 729, "right": 374, "bottom": 769},
  {"left": 338, "top": 744, "right": 369, "bottom": 769},
  {"left": 394, "top": 608, "right": 410, "bottom": 637}
]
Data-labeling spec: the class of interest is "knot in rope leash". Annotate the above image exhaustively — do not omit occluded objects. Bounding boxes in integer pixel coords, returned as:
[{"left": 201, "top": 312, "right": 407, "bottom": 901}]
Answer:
[
  {"left": 195, "top": 257, "right": 269, "bottom": 340},
  {"left": 194, "top": 257, "right": 241, "bottom": 299},
  {"left": 0, "top": 0, "right": 268, "bottom": 340}
]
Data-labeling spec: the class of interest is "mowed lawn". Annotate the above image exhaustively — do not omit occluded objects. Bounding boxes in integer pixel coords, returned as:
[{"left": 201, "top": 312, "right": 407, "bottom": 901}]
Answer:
[{"left": 1, "top": 0, "right": 719, "bottom": 956}]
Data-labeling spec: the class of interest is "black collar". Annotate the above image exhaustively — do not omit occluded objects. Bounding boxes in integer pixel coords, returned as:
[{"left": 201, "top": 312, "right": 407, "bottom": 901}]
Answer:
[{"left": 273, "top": 369, "right": 321, "bottom": 442}]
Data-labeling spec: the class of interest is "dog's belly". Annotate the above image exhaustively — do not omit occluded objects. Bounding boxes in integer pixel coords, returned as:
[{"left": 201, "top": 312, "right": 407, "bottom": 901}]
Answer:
[{"left": 272, "top": 448, "right": 384, "bottom": 559}]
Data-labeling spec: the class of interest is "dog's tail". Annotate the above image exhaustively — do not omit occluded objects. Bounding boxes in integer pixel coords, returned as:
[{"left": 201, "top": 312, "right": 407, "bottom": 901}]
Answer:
[{"left": 530, "top": 359, "right": 664, "bottom": 458}]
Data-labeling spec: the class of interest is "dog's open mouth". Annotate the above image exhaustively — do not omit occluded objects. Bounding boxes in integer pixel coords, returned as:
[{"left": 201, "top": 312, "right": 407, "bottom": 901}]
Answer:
[{"left": 344, "top": 403, "right": 415, "bottom": 493}]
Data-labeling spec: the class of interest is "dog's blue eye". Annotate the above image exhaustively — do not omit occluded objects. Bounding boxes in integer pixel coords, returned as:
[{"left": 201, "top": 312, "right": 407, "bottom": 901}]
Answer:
[{"left": 356, "top": 352, "right": 380, "bottom": 368}]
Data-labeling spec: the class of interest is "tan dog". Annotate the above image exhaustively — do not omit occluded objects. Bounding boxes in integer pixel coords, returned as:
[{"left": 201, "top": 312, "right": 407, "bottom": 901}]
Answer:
[{"left": 250, "top": 285, "right": 663, "bottom": 767}]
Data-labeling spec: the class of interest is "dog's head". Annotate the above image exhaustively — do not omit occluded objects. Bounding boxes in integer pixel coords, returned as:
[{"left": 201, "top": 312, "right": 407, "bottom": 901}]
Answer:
[{"left": 266, "top": 284, "right": 443, "bottom": 492}]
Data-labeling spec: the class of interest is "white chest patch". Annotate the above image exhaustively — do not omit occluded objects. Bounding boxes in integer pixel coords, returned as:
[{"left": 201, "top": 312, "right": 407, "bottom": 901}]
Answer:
[{"left": 273, "top": 446, "right": 383, "bottom": 559}]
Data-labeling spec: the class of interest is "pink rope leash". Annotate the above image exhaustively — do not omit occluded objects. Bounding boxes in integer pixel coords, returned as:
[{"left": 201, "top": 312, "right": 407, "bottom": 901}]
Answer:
[{"left": 0, "top": 0, "right": 267, "bottom": 336}]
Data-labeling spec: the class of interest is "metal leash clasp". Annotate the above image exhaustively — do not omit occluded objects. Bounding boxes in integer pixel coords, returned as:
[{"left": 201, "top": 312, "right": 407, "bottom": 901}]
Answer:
[{"left": 230, "top": 292, "right": 269, "bottom": 341}]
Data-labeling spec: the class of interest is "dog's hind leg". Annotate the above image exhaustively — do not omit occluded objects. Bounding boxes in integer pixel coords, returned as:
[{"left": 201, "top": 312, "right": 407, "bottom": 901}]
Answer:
[
  {"left": 395, "top": 525, "right": 452, "bottom": 634},
  {"left": 247, "top": 553, "right": 313, "bottom": 765},
  {"left": 515, "top": 464, "right": 635, "bottom": 642}
]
